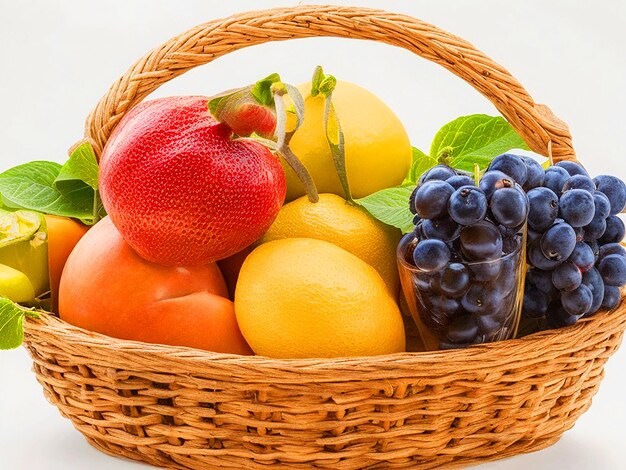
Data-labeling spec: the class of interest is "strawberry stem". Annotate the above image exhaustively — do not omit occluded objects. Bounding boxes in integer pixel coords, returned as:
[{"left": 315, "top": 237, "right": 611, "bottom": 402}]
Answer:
[{"left": 209, "top": 74, "right": 319, "bottom": 202}]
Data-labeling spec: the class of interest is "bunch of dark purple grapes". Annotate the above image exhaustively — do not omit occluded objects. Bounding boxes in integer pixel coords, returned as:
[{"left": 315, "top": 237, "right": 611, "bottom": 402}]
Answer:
[
  {"left": 406, "top": 157, "right": 530, "bottom": 348},
  {"left": 520, "top": 159, "right": 626, "bottom": 327}
]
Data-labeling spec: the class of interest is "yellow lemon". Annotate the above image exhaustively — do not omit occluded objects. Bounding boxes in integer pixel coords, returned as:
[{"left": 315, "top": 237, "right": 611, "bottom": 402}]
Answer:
[
  {"left": 283, "top": 80, "right": 412, "bottom": 201},
  {"left": 260, "top": 193, "right": 401, "bottom": 295},
  {"left": 235, "top": 238, "right": 405, "bottom": 358}
]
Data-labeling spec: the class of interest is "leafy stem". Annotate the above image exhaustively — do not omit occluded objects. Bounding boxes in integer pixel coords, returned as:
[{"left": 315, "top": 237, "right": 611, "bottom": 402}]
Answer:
[
  {"left": 272, "top": 84, "right": 319, "bottom": 203},
  {"left": 313, "top": 66, "right": 352, "bottom": 203}
]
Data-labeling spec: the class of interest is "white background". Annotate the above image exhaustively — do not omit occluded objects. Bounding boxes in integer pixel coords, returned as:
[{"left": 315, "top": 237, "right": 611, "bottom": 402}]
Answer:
[{"left": 1, "top": 1, "right": 625, "bottom": 469}]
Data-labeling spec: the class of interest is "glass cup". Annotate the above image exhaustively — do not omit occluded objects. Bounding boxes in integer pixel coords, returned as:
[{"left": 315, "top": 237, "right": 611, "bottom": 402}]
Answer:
[{"left": 397, "top": 232, "right": 526, "bottom": 351}]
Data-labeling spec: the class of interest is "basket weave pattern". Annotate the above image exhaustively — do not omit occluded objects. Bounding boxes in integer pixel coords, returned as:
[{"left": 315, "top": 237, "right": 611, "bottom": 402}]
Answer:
[{"left": 23, "top": 5, "right": 626, "bottom": 469}]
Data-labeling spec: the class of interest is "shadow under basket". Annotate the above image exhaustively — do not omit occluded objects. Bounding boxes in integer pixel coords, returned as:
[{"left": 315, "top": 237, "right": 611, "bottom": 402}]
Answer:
[{"left": 23, "top": 5, "right": 626, "bottom": 469}]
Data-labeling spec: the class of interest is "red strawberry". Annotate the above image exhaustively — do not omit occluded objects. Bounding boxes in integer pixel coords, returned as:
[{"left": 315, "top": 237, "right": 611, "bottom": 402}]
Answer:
[{"left": 99, "top": 95, "right": 286, "bottom": 266}]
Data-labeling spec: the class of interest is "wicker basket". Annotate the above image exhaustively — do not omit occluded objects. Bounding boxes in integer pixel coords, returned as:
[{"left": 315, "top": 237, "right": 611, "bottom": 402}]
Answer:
[{"left": 23, "top": 5, "right": 626, "bottom": 469}]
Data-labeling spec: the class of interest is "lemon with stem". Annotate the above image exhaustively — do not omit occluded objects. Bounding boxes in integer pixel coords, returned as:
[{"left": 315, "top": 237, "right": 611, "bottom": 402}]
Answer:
[{"left": 282, "top": 73, "right": 412, "bottom": 202}]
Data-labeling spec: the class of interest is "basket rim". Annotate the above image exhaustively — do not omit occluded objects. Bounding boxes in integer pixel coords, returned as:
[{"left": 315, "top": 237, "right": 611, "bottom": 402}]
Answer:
[{"left": 24, "top": 305, "right": 626, "bottom": 382}]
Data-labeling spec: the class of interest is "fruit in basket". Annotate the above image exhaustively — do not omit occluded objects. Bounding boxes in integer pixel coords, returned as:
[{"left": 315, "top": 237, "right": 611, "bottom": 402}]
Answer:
[
  {"left": 401, "top": 163, "right": 529, "bottom": 349},
  {"left": 282, "top": 81, "right": 411, "bottom": 201},
  {"left": 259, "top": 193, "right": 401, "bottom": 294},
  {"left": 235, "top": 238, "right": 405, "bottom": 358},
  {"left": 0, "top": 209, "right": 49, "bottom": 298},
  {"left": 500, "top": 157, "right": 626, "bottom": 326},
  {"left": 0, "top": 264, "right": 35, "bottom": 303},
  {"left": 44, "top": 215, "right": 89, "bottom": 311},
  {"left": 59, "top": 217, "right": 252, "bottom": 355},
  {"left": 99, "top": 96, "right": 286, "bottom": 266}
]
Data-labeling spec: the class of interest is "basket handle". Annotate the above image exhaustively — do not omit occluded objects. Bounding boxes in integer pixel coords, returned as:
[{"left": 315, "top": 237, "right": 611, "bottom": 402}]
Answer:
[{"left": 85, "top": 5, "right": 575, "bottom": 162}]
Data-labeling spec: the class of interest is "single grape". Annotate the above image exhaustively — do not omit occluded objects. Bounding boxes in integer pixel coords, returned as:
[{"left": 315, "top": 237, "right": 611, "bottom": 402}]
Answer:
[
  {"left": 552, "top": 262, "right": 582, "bottom": 292},
  {"left": 461, "top": 283, "right": 499, "bottom": 314},
  {"left": 479, "top": 170, "right": 515, "bottom": 200},
  {"left": 487, "top": 153, "right": 528, "bottom": 186},
  {"left": 562, "top": 175, "right": 596, "bottom": 193},
  {"left": 437, "top": 263, "right": 470, "bottom": 297},
  {"left": 599, "top": 216, "right": 625, "bottom": 244},
  {"left": 422, "top": 216, "right": 461, "bottom": 242},
  {"left": 544, "top": 166, "right": 570, "bottom": 196},
  {"left": 561, "top": 284, "right": 593, "bottom": 316},
  {"left": 420, "top": 164, "right": 456, "bottom": 183},
  {"left": 593, "top": 191, "right": 611, "bottom": 219},
  {"left": 602, "top": 286, "right": 621, "bottom": 310},
  {"left": 489, "top": 187, "right": 528, "bottom": 228},
  {"left": 597, "top": 254, "right": 626, "bottom": 286},
  {"left": 556, "top": 161, "right": 590, "bottom": 177},
  {"left": 413, "top": 239, "right": 451, "bottom": 272},
  {"left": 429, "top": 295, "right": 462, "bottom": 314},
  {"left": 413, "top": 180, "right": 455, "bottom": 219},
  {"left": 448, "top": 186, "right": 488, "bottom": 226},
  {"left": 594, "top": 175, "right": 626, "bottom": 215},
  {"left": 583, "top": 216, "right": 606, "bottom": 241},
  {"left": 540, "top": 222, "right": 576, "bottom": 261},
  {"left": 522, "top": 155, "right": 545, "bottom": 190},
  {"left": 559, "top": 189, "right": 595, "bottom": 227},
  {"left": 582, "top": 267, "right": 605, "bottom": 316},
  {"left": 446, "top": 174, "right": 474, "bottom": 190},
  {"left": 599, "top": 243, "right": 626, "bottom": 260},
  {"left": 527, "top": 187, "right": 559, "bottom": 231},
  {"left": 522, "top": 284, "right": 551, "bottom": 318},
  {"left": 446, "top": 315, "right": 480, "bottom": 344},
  {"left": 569, "top": 242, "right": 595, "bottom": 272},
  {"left": 460, "top": 221, "right": 503, "bottom": 260},
  {"left": 528, "top": 240, "right": 563, "bottom": 270}
]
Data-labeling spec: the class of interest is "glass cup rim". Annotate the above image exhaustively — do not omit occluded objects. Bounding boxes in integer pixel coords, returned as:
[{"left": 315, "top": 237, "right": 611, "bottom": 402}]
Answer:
[{"left": 396, "top": 231, "right": 523, "bottom": 273}]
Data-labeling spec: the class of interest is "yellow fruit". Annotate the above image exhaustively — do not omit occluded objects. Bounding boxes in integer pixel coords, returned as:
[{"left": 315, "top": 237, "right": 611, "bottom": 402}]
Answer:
[
  {"left": 0, "top": 263, "right": 35, "bottom": 303},
  {"left": 283, "top": 80, "right": 412, "bottom": 201},
  {"left": 235, "top": 238, "right": 405, "bottom": 358},
  {"left": 260, "top": 193, "right": 401, "bottom": 295}
]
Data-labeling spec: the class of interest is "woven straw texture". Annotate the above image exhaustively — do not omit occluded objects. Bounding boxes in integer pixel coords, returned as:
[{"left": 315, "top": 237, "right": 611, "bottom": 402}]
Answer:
[{"left": 22, "top": 5, "right": 626, "bottom": 469}]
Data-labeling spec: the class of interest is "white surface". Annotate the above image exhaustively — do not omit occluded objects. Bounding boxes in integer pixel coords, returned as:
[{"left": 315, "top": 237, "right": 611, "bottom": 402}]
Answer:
[{"left": 1, "top": 1, "right": 625, "bottom": 469}]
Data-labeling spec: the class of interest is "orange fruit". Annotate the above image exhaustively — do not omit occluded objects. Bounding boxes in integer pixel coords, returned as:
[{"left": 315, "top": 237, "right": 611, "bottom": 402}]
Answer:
[
  {"left": 260, "top": 193, "right": 401, "bottom": 294},
  {"left": 59, "top": 217, "right": 252, "bottom": 355},
  {"left": 235, "top": 238, "right": 405, "bottom": 358},
  {"left": 44, "top": 215, "right": 89, "bottom": 311}
]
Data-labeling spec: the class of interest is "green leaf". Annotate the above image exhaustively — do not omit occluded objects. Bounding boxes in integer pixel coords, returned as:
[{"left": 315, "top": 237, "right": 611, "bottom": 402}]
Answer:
[
  {"left": 0, "top": 161, "right": 95, "bottom": 222},
  {"left": 56, "top": 140, "right": 99, "bottom": 190},
  {"left": 0, "top": 298, "right": 39, "bottom": 350},
  {"left": 356, "top": 186, "right": 415, "bottom": 234},
  {"left": 250, "top": 73, "right": 281, "bottom": 107},
  {"left": 430, "top": 115, "right": 529, "bottom": 172},
  {"left": 403, "top": 146, "right": 437, "bottom": 185}
]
